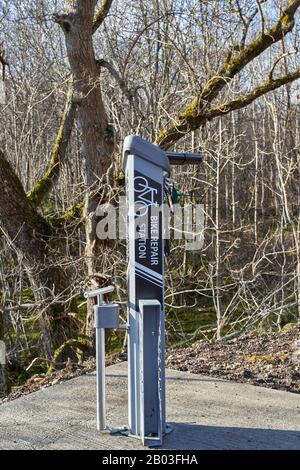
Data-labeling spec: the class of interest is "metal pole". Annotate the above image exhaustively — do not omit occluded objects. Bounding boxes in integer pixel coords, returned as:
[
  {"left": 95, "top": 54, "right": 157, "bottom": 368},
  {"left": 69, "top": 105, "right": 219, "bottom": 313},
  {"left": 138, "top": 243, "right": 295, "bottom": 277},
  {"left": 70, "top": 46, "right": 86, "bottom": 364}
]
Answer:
[
  {"left": 84, "top": 286, "right": 115, "bottom": 433},
  {"left": 96, "top": 326, "right": 106, "bottom": 430},
  {"left": 96, "top": 293, "right": 106, "bottom": 431},
  {"left": 166, "top": 152, "right": 202, "bottom": 165}
]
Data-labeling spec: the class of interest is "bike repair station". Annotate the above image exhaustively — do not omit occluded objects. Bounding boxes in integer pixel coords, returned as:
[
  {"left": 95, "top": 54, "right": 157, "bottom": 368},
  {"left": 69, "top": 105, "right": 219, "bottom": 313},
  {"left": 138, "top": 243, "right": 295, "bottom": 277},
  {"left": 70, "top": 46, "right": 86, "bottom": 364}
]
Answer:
[{"left": 84, "top": 135, "right": 202, "bottom": 447}]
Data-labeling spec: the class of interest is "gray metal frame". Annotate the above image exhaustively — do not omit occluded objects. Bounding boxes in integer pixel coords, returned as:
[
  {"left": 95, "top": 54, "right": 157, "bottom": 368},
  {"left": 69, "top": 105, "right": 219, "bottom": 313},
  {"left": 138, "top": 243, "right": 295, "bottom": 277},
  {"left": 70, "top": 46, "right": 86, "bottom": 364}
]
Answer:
[{"left": 139, "top": 299, "right": 163, "bottom": 446}]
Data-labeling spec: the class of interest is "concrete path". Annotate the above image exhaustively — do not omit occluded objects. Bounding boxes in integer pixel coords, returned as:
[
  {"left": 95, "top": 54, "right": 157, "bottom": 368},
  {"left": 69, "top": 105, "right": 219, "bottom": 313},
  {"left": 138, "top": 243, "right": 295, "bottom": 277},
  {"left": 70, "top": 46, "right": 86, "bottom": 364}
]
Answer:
[{"left": 0, "top": 362, "right": 299, "bottom": 450}]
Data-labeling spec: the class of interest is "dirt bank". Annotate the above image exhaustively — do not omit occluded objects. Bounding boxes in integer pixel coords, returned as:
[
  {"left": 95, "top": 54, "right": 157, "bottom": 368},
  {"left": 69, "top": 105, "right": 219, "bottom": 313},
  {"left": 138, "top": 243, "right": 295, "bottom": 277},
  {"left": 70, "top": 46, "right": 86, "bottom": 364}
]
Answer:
[{"left": 166, "top": 324, "right": 300, "bottom": 393}]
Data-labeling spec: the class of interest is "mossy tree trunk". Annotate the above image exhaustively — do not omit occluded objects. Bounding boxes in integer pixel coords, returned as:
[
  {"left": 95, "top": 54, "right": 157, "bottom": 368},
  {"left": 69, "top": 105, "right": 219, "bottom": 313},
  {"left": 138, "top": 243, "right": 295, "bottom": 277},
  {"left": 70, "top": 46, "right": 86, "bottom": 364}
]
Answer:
[
  {"left": 54, "top": 0, "right": 115, "bottom": 344},
  {"left": 0, "top": 151, "right": 75, "bottom": 359}
]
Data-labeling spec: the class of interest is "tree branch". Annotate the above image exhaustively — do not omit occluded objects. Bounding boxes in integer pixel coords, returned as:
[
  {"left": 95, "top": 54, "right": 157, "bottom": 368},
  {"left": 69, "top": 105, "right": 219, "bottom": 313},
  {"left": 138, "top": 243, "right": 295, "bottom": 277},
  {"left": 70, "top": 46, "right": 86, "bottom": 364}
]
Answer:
[
  {"left": 96, "top": 58, "right": 145, "bottom": 117},
  {"left": 93, "top": 0, "right": 113, "bottom": 33},
  {"left": 27, "top": 83, "right": 76, "bottom": 206},
  {"left": 97, "top": 58, "right": 134, "bottom": 102},
  {"left": 235, "top": 0, "right": 258, "bottom": 47},
  {"left": 0, "top": 47, "right": 7, "bottom": 80},
  {"left": 202, "top": 68, "right": 300, "bottom": 122},
  {"left": 156, "top": 0, "right": 300, "bottom": 149}
]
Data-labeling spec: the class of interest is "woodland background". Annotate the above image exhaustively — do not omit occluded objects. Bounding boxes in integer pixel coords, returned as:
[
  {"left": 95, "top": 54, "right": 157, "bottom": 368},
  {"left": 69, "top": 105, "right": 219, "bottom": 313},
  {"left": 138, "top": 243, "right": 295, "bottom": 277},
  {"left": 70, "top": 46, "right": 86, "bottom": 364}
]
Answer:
[{"left": 0, "top": 0, "right": 299, "bottom": 396}]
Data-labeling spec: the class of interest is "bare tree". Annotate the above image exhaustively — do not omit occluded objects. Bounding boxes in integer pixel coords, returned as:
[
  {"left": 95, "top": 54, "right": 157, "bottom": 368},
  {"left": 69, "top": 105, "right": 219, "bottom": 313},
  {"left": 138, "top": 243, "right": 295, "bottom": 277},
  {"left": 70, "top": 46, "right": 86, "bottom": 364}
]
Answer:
[{"left": 0, "top": 0, "right": 299, "bottom": 389}]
